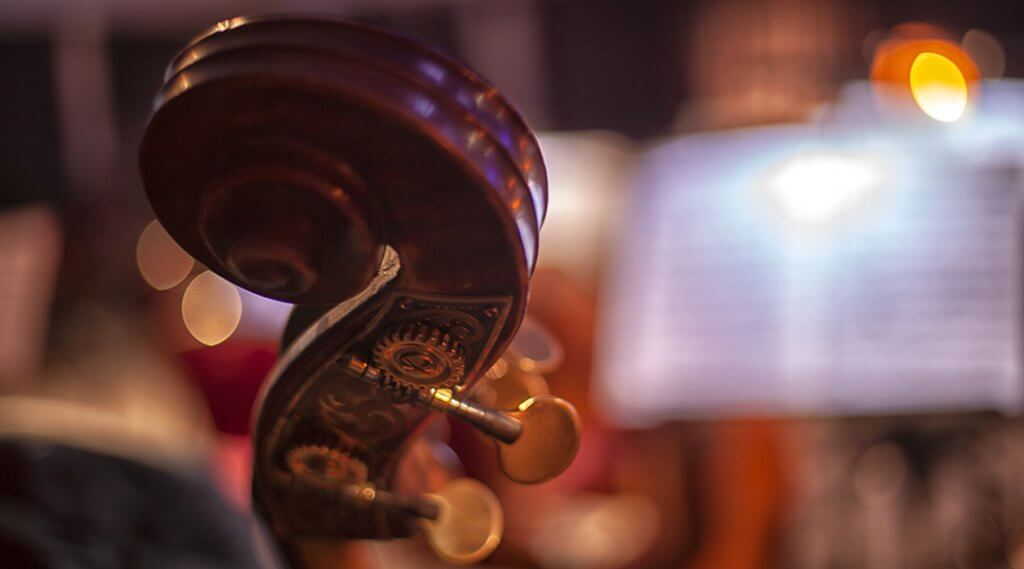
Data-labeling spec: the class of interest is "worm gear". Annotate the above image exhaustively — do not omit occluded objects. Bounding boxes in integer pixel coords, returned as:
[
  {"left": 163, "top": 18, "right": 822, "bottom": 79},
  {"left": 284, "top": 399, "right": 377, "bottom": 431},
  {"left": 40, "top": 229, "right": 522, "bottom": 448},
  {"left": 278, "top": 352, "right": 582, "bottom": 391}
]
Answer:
[
  {"left": 286, "top": 445, "right": 368, "bottom": 487},
  {"left": 372, "top": 323, "right": 466, "bottom": 393}
]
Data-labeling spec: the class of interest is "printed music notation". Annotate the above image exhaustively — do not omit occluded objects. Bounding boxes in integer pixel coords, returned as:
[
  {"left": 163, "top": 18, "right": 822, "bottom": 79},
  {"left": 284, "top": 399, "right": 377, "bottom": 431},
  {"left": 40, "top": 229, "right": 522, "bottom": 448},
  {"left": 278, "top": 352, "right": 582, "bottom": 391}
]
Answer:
[{"left": 598, "top": 128, "right": 1023, "bottom": 421}]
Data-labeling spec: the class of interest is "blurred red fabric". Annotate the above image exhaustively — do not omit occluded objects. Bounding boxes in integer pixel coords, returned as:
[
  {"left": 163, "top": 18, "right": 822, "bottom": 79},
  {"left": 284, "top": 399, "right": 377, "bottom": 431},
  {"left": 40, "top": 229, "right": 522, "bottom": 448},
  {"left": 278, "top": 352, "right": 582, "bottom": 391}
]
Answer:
[{"left": 178, "top": 340, "right": 277, "bottom": 436}]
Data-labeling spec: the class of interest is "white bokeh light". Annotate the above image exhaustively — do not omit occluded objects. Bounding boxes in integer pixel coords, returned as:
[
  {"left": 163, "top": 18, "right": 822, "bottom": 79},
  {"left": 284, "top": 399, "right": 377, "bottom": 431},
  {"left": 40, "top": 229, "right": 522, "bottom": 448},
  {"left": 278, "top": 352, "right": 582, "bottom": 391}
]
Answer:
[{"left": 767, "top": 152, "right": 883, "bottom": 227}]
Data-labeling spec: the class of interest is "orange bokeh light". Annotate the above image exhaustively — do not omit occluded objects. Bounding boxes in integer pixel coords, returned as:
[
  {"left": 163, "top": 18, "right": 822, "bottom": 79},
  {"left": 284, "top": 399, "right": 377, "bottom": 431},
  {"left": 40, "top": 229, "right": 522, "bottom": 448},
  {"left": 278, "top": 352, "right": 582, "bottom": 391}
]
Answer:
[
  {"left": 872, "top": 37, "right": 979, "bottom": 85},
  {"left": 909, "top": 52, "right": 968, "bottom": 122},
  {"left": 870, "top": 28, "right": 980, "bottom": 121}
]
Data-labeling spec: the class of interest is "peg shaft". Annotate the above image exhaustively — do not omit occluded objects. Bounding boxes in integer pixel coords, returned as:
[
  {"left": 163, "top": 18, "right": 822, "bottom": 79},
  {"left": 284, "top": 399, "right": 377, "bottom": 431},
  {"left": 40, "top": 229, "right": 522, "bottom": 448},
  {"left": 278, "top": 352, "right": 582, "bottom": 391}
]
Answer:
[
  {"left": 338, "top": 482, "right": 440, "bottom": 520},
  {"left": 423, "top": 388, "right": 522, "bottom": 444},
  {"left": 344, "top": 355, "right": 524, "bottom": 444}
]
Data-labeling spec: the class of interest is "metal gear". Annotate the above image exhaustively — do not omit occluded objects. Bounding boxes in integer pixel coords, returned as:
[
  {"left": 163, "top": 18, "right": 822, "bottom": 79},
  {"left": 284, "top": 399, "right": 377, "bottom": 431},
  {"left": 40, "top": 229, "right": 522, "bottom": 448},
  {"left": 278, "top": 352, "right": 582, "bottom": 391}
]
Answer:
[
  {"left": 371, "top": 323, "right": 466, "bottom": 392},
  {"left": 286, "top": 445, "right": 368, "bottom": 487}
]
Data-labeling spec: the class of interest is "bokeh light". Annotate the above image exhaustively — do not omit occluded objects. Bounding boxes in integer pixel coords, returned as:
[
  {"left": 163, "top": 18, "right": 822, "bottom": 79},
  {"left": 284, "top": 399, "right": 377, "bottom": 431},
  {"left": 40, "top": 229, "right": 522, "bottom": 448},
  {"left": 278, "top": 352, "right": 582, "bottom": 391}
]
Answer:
[
  {"left": 136, "top": 220, "right": 194, "bottom": 290},
  {"left": 181, "top": 271, "right": 242, "bottom": 346},
  {"left": 766, "top": 152, "right": 884, "bottom": 227},
  {"left": 961, "top": 28, "right": 1005, "bottom": 79},
  {"left": 870, "top": 31, "right": 979, "bottom": 121},
  {"left": 909, "top": 52, "right": 968, "bottom": 122}
]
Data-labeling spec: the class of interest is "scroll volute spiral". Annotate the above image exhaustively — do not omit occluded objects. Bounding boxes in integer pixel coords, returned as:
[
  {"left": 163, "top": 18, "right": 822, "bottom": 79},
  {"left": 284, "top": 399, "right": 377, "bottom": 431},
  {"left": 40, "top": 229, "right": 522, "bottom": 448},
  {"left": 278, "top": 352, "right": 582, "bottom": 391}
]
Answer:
[{"left": 140, "top": 16, "right": 546, "bottom": 309}]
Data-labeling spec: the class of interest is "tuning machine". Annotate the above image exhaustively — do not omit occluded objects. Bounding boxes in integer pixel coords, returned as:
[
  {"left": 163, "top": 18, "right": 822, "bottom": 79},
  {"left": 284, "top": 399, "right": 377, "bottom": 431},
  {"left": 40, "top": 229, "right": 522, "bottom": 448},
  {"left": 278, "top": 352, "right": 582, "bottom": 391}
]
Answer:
[
  {"left": 432, "top": 389, "right": 581, "bottom": 485},
  {"left": 420, "top": 478, "right": 503, "bottom": 564},
  {"left": 285, "top": 444, "right": 501, "bottom": 564},
  {"left": 364, "top": 478, "right": 502, "bottom": 564},
  {"left": 308, "top": 476, "right": 502, "bottom": 564},
  {"left": 463, "top": 317, "right": 580, "bottom": 483},
  {"left": 346, "top": 357, "right": 581, "bottom": 484}
]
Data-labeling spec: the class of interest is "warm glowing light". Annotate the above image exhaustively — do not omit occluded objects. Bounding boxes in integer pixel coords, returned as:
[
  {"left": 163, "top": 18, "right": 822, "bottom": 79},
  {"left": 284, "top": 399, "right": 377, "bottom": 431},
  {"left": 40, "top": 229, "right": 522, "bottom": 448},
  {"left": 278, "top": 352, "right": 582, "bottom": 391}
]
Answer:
[
  {"left": 767, "top": 153, "right": 883, "bottom": 227},
  {"left": 909, "top": 52, "right": 968, "bottom": 122},
  {"left": 136, "top": 220, "right": 194, "bottom": 290},
  {"left": 181, "top": 271, "right": 242, "bottom": 346},
  {"left": 870, "top": 32, "right": 979, "bottom": 121}
]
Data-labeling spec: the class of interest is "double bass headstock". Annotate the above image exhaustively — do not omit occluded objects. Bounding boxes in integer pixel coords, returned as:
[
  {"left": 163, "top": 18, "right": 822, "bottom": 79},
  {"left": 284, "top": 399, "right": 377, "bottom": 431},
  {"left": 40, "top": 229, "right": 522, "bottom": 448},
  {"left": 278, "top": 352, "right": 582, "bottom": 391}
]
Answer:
[{"left": 139, "top": 15, "right": 580, "bottom": 564}]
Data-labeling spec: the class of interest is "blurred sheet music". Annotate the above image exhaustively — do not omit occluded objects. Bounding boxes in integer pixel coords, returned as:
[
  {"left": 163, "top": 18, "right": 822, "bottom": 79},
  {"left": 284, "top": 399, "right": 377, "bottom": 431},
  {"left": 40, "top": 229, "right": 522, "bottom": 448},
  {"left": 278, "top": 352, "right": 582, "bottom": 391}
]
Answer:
[{"left": 597, "top": 115, "right": 1024, "bottom": 422}]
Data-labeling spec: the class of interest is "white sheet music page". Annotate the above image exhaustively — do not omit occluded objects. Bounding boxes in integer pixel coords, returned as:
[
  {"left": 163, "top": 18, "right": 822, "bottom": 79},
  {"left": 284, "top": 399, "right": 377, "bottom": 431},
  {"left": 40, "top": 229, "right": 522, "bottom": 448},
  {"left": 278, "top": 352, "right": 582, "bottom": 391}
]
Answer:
[{"left": 596, "top": 124, "right": 1024, "bottom": 424}]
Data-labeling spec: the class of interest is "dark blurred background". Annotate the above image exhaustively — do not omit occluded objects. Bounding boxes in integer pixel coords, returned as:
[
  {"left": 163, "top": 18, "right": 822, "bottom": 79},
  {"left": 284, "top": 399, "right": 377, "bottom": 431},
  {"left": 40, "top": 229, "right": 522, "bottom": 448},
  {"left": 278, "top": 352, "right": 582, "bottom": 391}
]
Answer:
[{"left": 5, "top": 0, "right": 1024, "bottom": 226}]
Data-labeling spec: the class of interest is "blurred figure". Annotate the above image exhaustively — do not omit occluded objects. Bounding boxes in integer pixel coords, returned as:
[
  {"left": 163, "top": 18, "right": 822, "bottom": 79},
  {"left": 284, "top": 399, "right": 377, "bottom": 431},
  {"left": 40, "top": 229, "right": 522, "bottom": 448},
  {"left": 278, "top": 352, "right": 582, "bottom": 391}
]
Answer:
[
  {"left": 0, "top": 204, "right": 61, "bottom": 388},
  {"left": 784, "top": 416, "right": 1024, "bottom": 568},
  {"left": 0, "top": 195, "right": 283, "bottom": 567}
]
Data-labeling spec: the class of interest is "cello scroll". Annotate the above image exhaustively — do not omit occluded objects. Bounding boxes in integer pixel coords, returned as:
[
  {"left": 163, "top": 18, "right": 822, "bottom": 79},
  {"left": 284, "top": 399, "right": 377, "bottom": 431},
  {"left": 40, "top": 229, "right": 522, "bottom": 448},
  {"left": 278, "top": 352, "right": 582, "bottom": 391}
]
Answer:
[{"left": 139, "top": 15, "right": 580, "bottom": 564}]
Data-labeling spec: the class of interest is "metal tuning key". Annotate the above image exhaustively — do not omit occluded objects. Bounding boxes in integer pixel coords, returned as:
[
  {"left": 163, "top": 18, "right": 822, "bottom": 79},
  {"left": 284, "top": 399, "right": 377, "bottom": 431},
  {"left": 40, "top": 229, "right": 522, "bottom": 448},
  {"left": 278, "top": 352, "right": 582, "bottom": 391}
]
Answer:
[
  {"left": 421, "top": 479, "right": 503, "bottom": 564},
  {"left": 428, "top": 390, "right": 581, "bottom": 484},
  {"left": 493, "top": 396, "right": 582, "bottom": 484},
  {"left": 355, "top": 479, "right": 502, "bottom": 564},
  {"left": 347, "top": 356, "right": 581, "bottom": 483},
  {"left": 303, "top": 475, "right": 502, "bottom": 564}
]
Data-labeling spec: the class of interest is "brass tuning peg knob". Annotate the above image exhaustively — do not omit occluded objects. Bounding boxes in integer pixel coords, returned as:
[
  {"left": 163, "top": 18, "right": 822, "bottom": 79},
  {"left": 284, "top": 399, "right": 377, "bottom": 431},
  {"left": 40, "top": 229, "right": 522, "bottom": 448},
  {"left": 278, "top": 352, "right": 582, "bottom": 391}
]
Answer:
[
  {"left": 346, "top": 356, "right": 582, "bottom": 484},
  {"left": 495, "top": 396, "right": 581, "bottom": 484},
  {"left": 426, "top": 389, "right": 581, "bottom": 483},
  {"left": 420, "top": 478, "right": 503, "bottom": 564},
  {"left": 310, "top": 476, "right": 502, "bottom": 565}
]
